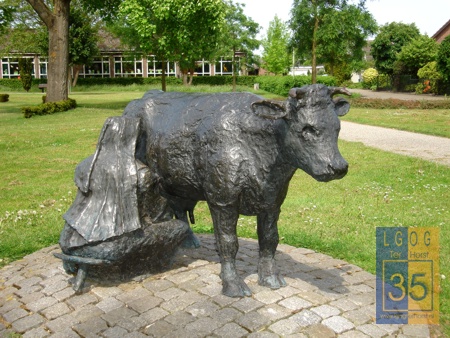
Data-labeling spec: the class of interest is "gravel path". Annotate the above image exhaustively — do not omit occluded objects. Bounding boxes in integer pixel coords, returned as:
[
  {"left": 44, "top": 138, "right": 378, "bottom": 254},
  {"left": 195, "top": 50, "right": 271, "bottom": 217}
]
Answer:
[
  {"left": 340, "top": 121, "right": 450, "bottom": 166},
  {"left": 341, "top": 89, "right": 450, "bottom": 166}
]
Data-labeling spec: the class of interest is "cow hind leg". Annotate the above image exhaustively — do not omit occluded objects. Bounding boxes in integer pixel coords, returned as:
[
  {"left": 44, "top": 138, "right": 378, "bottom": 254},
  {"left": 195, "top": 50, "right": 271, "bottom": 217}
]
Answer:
[
  {"left": 209, "top": 203, "right": 251, "bottom": 297},
  {"left": 257, "top": 211, "right": 286, "bottom": 289}
]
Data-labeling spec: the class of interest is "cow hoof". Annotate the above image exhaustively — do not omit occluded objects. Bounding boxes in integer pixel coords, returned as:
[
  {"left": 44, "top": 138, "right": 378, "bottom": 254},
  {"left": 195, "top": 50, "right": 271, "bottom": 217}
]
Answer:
[
  {"left": 258, "top": 274, "right": 287, "bottom": 289},
  {"left": 222, "top": 279, "right": 252, "bottom": 298},
  {"left": 181, "top": 233, "right": 201, "bottom": 248}
]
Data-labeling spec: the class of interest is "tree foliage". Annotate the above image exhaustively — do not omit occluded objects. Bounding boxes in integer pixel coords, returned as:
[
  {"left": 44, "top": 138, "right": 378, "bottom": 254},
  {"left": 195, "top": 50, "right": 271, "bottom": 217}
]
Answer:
[
  {"left": 371, "top": 22, "right": 420, "bottom": 75},
  {"left": 395, "top": 35, "right": 438, "bottom": 75},
  {"left": 0, "top": 0, "right": 46, "bottom": 55},
  {"left": 262, "top": 15, "right": 291, "bottom": 75},
  {"left": 218, "top": 1, "right": 260, "bottom": 90},
  {"left": 68, "top": 6, "right": 99, "bottom": 67},
  {"left": 118, "top": 0, "right": 226, "bottom": 90},
  {"left": 0, "top": 5, "right": 14, "bottom": 34},
  {"left": 437, "top": 35, "right": 450, "bottom": 84},
  {"left": 290, "top": 0, "right": 376, "bottom": 84},
  {"left": 69, "top": 6, "right": 100, "bottom": 86}
]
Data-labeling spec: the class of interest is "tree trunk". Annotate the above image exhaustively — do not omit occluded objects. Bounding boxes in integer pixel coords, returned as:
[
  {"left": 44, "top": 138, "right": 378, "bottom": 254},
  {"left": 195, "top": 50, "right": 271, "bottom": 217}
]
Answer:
[
  {"left": 182, "top": 70, "right": 188, "bottom": 86},
  {"left": 311, "top": 13, "right": 319, "bottom": 84},
  {"left": 232, "top": 47, "right": 236, "bottom": 92},
  {"left": 26, "top": 0, "right": 70, "bottom": 102},
  {"left": 188, "top": 68, "right": 194, "bottom": 86},
  {"left": 72, "top": 65, "right": 82, "bottom": 87},
  {"left": 161, "top": 60, "right": 167, "bottom": 92}
]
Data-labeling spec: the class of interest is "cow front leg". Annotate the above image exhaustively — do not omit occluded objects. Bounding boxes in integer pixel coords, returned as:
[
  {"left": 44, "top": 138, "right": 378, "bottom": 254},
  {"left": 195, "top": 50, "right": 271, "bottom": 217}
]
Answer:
[
  {"left": 257, "top": 211, "right": 286, "bottom": 289},
  {"left": 209, "top": 203, "right": 251, "bottom": 297}
]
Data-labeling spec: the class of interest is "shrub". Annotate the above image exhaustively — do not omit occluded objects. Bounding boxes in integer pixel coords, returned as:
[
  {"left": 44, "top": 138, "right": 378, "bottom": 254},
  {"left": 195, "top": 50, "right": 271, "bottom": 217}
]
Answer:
[
  {"left": 376, "top": 74, "right": 391, "bottom": 90},
  {"left": 0, "top": 94, "right": 9, "bottom": 102},
  {"left": 22, "top": 98, "right": 77, "bottom": 118},
  {"left": 415, "top": 61, "right": 442, "bottom": 95},
  {"left": 362, "top": 68, "right": 379, "bottom": 89}
]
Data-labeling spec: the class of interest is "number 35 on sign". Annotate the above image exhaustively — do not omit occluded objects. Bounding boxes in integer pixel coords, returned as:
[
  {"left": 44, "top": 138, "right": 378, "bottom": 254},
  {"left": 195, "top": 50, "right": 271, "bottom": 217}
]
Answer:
[{"left": 376, "top": 227, "right": 439, "bottom": 325}]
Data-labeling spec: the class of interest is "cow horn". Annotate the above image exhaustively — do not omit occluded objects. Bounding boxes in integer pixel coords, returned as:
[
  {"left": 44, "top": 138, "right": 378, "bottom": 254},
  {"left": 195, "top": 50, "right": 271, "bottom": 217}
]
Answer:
[
  {"left": 289, "top": 87, "right": 308, "bottom": 99},
  {"left": 329, "top": 87, "right": 352, "bottom": 97}
]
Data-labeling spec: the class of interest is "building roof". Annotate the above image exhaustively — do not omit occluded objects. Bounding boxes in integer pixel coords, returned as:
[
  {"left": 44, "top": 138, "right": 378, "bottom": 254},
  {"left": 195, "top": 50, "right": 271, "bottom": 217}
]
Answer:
[
  {"left": 97, "top": 29, "right": 127, "bottom": 53},
  {"left": 432, "top": 19, "right": 450, "bottom": 42}
]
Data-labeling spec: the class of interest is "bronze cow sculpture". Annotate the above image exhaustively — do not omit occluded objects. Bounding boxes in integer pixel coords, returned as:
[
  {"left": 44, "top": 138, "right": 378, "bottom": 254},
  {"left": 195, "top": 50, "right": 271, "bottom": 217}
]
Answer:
[{"left": 121, "top": 84, "right": 351, "bottom": 297}]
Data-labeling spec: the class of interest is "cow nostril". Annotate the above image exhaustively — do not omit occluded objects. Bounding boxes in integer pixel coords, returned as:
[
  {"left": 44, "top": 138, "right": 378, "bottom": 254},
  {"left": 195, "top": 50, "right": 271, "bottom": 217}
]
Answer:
[{"left": 329, "top": 163, "right": 348, "bottom": 176}]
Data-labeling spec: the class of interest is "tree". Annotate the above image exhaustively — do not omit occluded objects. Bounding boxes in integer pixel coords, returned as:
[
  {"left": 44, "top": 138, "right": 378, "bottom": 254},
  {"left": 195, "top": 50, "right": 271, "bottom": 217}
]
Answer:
[
  {"left": 317, "top": 3, "right": 376, "bottom": 81},
  {"left": 395, "top": 35, "right": 438, "bottom": 76},
  {"left": 262, "top": 15, "right": 291, "bottom": 75},
  {"left": 18, "top": 58, "right": 33, "bottom": 91},
  {"left": 24, "top": 0, "right": 120, "bottom": 102},
  {"left": 36, "top": 3, "right": 100, "bottom": 87},
  {"left": 68, "top": 6, "right": 99, "bottom": 86},
  {"left": 437, "top": 35, "right": 450, "bottom": 84},
  {"left": 174, "top": 0, "right": 227, "bottom": 86},
  {"left": 290, "top": 0, "right": 375, "bottom": 84},
  {"left": 219, "top": 1, "right": 260, "bottom": 91},
  {"left": 118, "top": 0, "right": 226, "bottom": 91},
  {"left": 371, "top": 22, "right": 420, "bottom": 75}
]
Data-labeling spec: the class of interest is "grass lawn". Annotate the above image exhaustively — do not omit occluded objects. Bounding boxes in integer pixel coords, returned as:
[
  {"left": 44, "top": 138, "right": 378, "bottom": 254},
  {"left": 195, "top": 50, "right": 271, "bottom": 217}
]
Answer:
[
  {"left": 342, "top": 107, "right": 450, "bottom": 138},
  {"left": 0, "top": 86, "right": 449, "bottom": 333}
]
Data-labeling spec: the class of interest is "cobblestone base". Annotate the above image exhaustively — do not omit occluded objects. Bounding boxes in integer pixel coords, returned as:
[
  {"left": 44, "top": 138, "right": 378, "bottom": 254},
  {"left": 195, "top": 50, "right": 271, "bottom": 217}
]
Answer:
[{"left": 0, "top": 235, "right": 432, "bottom": 337}]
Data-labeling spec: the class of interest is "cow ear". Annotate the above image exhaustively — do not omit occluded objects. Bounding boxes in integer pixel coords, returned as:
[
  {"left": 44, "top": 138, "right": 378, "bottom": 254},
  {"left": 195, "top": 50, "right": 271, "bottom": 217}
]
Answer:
[
  {"left": 333, "top": 97, "right": 350, "bottom": 117},
  {"left": 251, "top": 101, "right": 287, "bottom": 120}
]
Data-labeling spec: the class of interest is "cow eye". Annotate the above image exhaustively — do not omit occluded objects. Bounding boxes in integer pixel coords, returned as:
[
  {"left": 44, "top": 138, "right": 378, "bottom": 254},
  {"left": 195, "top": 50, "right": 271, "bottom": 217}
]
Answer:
[{"left": 301, "top": 125, "right": 319, "bottom": 139}]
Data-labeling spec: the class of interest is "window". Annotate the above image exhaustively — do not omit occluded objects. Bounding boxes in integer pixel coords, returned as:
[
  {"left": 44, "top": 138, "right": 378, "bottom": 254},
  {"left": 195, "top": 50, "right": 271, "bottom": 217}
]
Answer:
[
  {"left": 39, "top": 58, "right": 47, "bottom": 79},
  {"left": 147, "top": 57, "right": 176, "bottom": 77},
  {"left": 114, "top": 56, "right": 143, "bottom": 77},
  {"left": 194, "top": 60, "right": 210, "bottom": 76},
  {"left": 81, "top": 57, "right": 110, "bottom": 78},
  {"left": 1, "top": 57, "right": 35, "bottom": 78},
  {"left": 215, "top": 58, "right": 233, "bottom": 75}
]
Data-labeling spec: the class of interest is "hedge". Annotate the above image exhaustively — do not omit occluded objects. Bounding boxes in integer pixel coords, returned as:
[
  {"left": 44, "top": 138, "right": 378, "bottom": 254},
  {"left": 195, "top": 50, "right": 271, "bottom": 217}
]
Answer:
[
  {"left": 0, "top": 94, "right": 9, "bottom": 102},
  {"left": 349, "top": 97, "right": 450, "bottom": 109},
  {"left": 255, "top": 75, "right": 336, "bottom": 97},
  {"left": 75, "top": 75, "right": 337, "bottom": 97},
  {"left": 190, "top": 75, "right": 257, "bottom": 87},
  {"left": 0, "top": 78, "right": 46, "bottom": 91},
  {"left": 76, "top": 77, "right": 183, "bottom": 86},
  {"left": 22, "top": 98, "right": 77, "bottom": 118}
]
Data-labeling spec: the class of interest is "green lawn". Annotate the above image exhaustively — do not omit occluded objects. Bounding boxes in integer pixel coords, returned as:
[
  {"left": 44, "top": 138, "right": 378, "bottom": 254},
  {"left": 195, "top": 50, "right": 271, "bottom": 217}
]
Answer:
[
  {"left": 342, "top": 107, "right": 450, "bottom": 138},
  {"left": 0, "top": 87, "right": 448, "bottom": 333}
]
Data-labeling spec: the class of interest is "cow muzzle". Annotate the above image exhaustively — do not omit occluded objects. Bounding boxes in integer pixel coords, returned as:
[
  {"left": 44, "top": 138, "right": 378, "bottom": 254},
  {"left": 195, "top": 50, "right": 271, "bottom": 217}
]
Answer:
[{"left": 314, "top": 161, "right": 348, "bottom": 182}]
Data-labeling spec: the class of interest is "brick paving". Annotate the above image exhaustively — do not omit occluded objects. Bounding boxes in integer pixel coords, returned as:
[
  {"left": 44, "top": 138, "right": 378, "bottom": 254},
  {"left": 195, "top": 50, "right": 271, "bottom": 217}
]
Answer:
[{"left": 0, "top": 234, "right": 431, "bottom": 337}]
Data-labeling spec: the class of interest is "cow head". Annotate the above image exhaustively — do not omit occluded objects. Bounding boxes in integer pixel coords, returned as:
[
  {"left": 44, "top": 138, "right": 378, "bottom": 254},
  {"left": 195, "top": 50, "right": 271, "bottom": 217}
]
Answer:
[{"left": 252, "top": 84, "right": 350, "bottom": 182}]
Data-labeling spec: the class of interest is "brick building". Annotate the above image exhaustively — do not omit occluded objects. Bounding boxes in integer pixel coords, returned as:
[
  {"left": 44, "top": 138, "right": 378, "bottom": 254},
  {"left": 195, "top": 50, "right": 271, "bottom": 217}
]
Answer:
[{"left": 432, "top": 19, "right": 450, "bottom": 43}]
